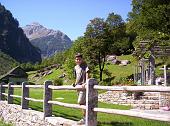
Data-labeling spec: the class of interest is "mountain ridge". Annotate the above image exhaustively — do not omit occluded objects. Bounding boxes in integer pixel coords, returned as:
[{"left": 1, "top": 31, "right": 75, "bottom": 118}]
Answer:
[
  {"left": 22, "top": 22, "right": 72, "bottom": 58},
  {"left": 0, "top": 4, "right": 42, "bottom": 63}
]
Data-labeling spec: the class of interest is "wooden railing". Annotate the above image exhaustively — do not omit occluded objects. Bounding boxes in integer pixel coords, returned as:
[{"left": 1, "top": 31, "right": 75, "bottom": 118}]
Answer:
[{"left": 0, "top": 79, "right": 170, "bottom": 126}]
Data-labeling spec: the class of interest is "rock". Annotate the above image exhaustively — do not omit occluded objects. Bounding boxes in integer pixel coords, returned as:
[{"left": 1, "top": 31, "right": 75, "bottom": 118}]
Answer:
[
  {"left": 23, "top": 22, "right": 72, "bottom": 58},
  {"left": 98, "top": 91, "right": 163, "bottom": 110},
  {"left": 0, "top": 101, "right": 77, "bottom": 126},
  {"left": 119, "top": 60, "right": 130, "bottom": 66},
  {"left": 106, "top": 55, "right": 116, "bottom": 61}
]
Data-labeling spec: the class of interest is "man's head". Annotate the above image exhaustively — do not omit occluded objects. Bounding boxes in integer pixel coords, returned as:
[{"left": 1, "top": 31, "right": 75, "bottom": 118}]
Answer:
[{"left": 75, "top": 53, "right": 83, "bottom": 65}]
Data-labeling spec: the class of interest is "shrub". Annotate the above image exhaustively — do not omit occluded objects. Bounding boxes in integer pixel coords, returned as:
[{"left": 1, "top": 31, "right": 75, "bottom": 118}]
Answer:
[
  {"left": 53, "top": 78, "right": 63, "bottom": 86},
  {"left": 112, "top": 77, "right": 134, "bottom": 85}
]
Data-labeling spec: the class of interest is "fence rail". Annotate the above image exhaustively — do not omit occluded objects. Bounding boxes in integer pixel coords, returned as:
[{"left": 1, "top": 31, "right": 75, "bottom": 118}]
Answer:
[
  {"left": 0, "top": 79, "right": 170, "bottom": 126},
  {"left": 94, "top": 85, "right": 170, "bottom": 92}
]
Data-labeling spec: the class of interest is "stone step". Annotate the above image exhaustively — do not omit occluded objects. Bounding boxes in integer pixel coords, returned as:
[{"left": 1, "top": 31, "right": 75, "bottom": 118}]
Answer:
[{"left": 133, "top": 104, "right": 159, "bottom": 110}]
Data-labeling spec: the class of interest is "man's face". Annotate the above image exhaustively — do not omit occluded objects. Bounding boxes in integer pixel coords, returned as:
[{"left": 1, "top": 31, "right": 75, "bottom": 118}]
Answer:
[{"left": 75, "top": 57, "right": 83, "bottom": 65}]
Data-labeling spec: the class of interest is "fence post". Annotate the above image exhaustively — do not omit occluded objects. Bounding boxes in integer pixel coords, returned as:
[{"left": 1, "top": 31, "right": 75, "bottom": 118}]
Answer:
[
  {"left": 43, "top": 81, "right": 52, "bottom": 119},
  {"left": 0, "top": 82, "right": 5, "bottom": 101},
  {"left": 8, "top": 82, "right": 14, "bottom": 104},
  {"left": 21, "top": 82, "right": 29, "bottom": 109},
  {"left": 86, "top": 78, "right": 98, "bottom": 126},
  {"left": 164, "top": 65, "right": 167, "bottom": 86}
]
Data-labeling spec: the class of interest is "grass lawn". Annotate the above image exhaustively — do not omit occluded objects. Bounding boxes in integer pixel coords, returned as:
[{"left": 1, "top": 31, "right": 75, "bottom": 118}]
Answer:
[
  {"left": 9, "top": 88, "right": 170, "bottom": 126},
  {"left": 27, "top": 68, "right": 74, "bottom": 85},
  {"left": 0, "top": 119, "right": 11, "bottom": 126},
  {"left": 27, "top": 54, "right": 169, "bottom": 86}
]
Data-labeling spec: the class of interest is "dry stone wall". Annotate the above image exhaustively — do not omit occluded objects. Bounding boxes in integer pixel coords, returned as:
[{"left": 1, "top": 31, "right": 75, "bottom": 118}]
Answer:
[
  {"left": 99, "top": 91, "right": 170, "bottom": 110},
  {"left": 0, "top": 101, "right": 78, "bottom": 126}
]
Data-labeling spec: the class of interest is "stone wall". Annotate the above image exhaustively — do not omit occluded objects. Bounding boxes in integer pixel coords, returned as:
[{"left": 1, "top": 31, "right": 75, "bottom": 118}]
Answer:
[
  {"left": 0, "top": 101, "right": 78, "bottom": 126},
  {"left": 99, "top": 91, "right": 170, "bottom": 110}
]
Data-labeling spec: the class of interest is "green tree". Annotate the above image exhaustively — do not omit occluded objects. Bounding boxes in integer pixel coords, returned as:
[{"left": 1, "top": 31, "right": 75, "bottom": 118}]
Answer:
[
  {"left": 106, "top": 13, "right": 134, "bottom": 55},
  {"left": 84, "top": 18, "right": 110, "bottom": 81},
  {"left": 65, "top": 37, "right": 85, "bottom": 79},
  {"left": 127, "top": 0, "right": 170, "bottom": 58},
  {"left": 128, "top": 0, "right": 170, "bottom": 35}
]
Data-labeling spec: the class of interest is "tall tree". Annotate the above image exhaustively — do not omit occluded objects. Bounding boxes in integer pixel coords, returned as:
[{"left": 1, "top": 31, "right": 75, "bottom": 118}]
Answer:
[
  {"left": 127, "top": 0, "right": 170, "bottom": 58},
  {"left": 106, "top": 13, "right": 133, "bottom": 55},
  {"left": 128, "top": 0, "right": 170, "bottom": 36},
  {"left": 65, "top": 37, "right": 86, "bottom": 79},
  {"left": 84, "top": 18, "right": 109, "bottom": 81}
]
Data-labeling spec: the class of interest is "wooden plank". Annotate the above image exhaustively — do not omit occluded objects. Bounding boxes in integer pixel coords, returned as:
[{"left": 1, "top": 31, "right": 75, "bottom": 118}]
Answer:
[
  {"left": 25, "top": 85, "right": 43, "bottom": 88},
  {"left": 48, "top": 100, "right": 86, "bottom": 110},
  {"left": 154, "top": 46, "right": 170, "bottom": 49},
  {"left": 2, "top": 85, "right": 8, "bottom": 88},
  {"left": 25, "top": 97, "right": 43, "bottom": 102},
  {"left": 159, "top": 68, "right": 170, "bottom": 70},
  {"left": 155, "top": 54, "right": 170, "bottom": 56},
  {"left": 153, "top": 50, "right": 170, "bottom": 52},
  {"left": 2, "top": 93, "right": 8, "bottom": 96},
  {"left": 94, "top": 108, "right": 170, "bottom": 122},
  {"left": 48, "top": 85, "right": 84, "bottom": 90},
  {"left": 94, "top": 85, "right": 170, "bottom": 92},
  {"left": 11, "top": 85, "right": 22, "bottom": 88},
  {"left": 10, "top": 95, "right": 22, "bottom": 99}
]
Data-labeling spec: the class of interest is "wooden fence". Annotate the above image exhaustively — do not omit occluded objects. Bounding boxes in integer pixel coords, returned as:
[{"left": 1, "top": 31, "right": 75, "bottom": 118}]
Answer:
[{"left": 0, "top": 78, "right": 170, "bottom": 126}]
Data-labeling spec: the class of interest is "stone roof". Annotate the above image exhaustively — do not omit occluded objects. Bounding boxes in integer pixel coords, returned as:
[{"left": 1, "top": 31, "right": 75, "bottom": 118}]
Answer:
[{"left": 0, "top": 66, "right": 28, "bottom": 80}]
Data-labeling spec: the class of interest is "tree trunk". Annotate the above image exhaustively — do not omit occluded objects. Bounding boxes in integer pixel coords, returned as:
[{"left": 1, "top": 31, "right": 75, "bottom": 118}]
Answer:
[
  {"left": 100, "top": 70, "right": 103, "bottom": 81},
  {"left": 98, "top": 51, "right": 106, "bottom": 82}
]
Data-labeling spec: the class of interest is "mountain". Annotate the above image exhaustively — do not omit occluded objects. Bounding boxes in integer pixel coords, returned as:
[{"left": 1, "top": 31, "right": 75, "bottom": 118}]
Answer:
[
  {"left": 0, "top": 4, "right": 41, "bottom": 63},
  {"left": 23, "top": 22, "right": 72, "bottom": 58},
  {"left": 0, "top": 51, "right": 18, "bottom": 76}
]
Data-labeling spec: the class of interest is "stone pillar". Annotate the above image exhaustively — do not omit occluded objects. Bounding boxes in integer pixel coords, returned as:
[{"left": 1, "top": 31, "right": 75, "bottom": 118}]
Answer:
[
  {"left": 147, "top": 65, "right": 151, "bottom": 83},
  {"left": 139, "top": 65, "right": 142, "bottom": 85},
  {"left": 43, "top": 81, "right": 52, "bottom": 118},
  {"left": 8, "top": 82, "right": 14, "bottom": 104},
  {"left": 141, "top": 59, "right": 145, "bottom": 85},
  {"left": 0, "top": 82, "right": 5, "bottom": 101},
  {"left": 85, "top": 78, "right": 98, "bottom": 126},
  {"left": 149, "top": 51, "right": 155, "bottom": 85},
  {"left": 164, "top": 65, "right": 167, "bottom": 86},
  {"left": 21, "top": 82, "right": 29, "bottom": 109},
  {"left": 134, "top": 65, "right": 137, "bottom": 84}
]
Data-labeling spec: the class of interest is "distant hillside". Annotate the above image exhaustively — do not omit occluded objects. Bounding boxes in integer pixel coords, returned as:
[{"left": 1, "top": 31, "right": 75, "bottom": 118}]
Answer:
[
  {"left": 0, "top": 51, "right": 18, "bottom": 76},
  {"left": 23, "top": 22, "right": 72, "bottom": 58},
  {"left": 0, "top": 3, "right": 41, "bottom": 63}
]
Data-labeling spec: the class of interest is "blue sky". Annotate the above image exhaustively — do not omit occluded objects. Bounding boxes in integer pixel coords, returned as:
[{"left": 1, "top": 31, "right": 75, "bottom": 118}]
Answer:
[{"left": 0, "top": 0, "right": 132, "bottom": 40}]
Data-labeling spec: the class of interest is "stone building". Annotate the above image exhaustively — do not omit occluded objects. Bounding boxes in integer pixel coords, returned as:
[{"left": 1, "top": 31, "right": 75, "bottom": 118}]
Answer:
[{"left": 0, "top": 66, "right": 28, "bottom": 84}]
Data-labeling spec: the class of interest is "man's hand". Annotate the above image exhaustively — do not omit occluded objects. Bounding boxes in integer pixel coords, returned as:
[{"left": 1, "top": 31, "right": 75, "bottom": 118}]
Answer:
[
  {"left": 72, "top": 83, "right": 76, "bottom": 87},
  {"left": 81, "top": 83, "right": 86, "bottom": 89}
]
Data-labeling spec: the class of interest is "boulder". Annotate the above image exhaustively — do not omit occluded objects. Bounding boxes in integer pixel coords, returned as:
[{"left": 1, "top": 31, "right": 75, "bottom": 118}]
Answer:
[{"left": 119, "top": 60, "right": 130, "bottom": 66}]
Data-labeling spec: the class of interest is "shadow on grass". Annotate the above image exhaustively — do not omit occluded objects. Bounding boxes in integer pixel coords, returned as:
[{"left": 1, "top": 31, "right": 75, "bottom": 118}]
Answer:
[
  {"left": 52, "top": 109, "right": 80, "bottom": 121},
  {"left": 14, "top": 98, "right": 43, "bottom": 112},
  {"left": 14, "top": 98, "right": 80, "bottom": 121},
  {"left": 98, "top": 121, "right": 133, "bottom": 126}
]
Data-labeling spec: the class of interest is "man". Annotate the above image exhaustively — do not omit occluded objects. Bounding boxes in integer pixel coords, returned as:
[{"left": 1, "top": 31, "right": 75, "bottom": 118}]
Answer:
[{"left": 73, "top": 53, "right": 89, "bottom": 125}]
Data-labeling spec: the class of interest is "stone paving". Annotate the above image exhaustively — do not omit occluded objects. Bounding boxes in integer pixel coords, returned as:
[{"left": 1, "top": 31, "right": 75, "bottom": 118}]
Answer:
[{"left": 0, "top": 101, "right": 82, "bottom": 126}]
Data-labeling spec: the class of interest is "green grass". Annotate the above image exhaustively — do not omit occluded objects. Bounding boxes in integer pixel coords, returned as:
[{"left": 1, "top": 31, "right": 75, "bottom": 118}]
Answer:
[
  {"left": 0, "top": 119, "right": 12, "bottom": 126},
  {"left": 11, "top": 88, "right": 170, "bottom": 126},
  {"left": 27, "top": 68, "right": 74, "bottom": 85},
  {"left": 27, "top": 54, "right": 170, "bottom": 86},
  {"left": 106, "top": 55, "right": 136, "bottom": 77}
]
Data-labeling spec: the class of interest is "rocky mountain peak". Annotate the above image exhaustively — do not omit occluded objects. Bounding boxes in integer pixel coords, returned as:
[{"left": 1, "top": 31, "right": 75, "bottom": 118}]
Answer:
[{"left": 22, "top": 22, "right": 72, "bottom": 58}]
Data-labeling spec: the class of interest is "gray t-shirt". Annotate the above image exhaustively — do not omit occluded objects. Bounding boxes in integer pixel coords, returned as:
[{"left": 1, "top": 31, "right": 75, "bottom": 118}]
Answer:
[{"left": 74, "top": 64, "right": 89, "bottom": 85}]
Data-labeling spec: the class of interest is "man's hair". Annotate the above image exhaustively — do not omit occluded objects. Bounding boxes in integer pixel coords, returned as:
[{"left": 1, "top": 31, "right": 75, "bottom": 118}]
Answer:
[{"left": 75, "top": 53, "right": 83, "bottom": 58}]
